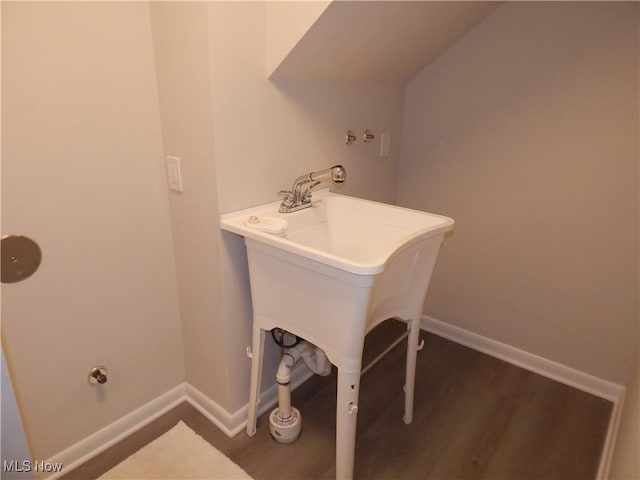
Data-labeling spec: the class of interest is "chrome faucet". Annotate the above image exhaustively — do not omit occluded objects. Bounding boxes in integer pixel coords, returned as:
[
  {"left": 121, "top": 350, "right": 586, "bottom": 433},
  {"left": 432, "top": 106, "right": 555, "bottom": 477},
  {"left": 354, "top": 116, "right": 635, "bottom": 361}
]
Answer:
[{"left": 279, "top": 165, "right": 346, "bottom": 213}]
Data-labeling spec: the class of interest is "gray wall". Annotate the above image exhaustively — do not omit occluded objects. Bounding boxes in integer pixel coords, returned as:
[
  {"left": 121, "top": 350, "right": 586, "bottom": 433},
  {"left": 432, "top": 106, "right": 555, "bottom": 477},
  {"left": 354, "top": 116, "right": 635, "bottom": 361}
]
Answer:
[
  {"left": 398, "top": 2, "right": 639, "bottom": 384},
  {"left": 2, "top": 2, "right": 185, "bottom": 460}
]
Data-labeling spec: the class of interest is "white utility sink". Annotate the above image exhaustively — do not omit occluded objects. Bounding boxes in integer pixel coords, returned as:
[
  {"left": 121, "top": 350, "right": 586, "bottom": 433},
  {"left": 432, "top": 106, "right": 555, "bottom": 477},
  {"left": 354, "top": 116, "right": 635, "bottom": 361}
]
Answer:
[{"left": 221, "top": 190, "right": 453, "bottom": 479}]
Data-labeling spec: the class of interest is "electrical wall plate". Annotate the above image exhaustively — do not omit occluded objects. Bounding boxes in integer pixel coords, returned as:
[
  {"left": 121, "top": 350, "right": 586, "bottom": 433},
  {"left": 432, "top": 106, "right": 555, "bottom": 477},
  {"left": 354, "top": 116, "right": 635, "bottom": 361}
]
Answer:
[{"left": 166, "top": 155, "right": 183, "bottom": 192}]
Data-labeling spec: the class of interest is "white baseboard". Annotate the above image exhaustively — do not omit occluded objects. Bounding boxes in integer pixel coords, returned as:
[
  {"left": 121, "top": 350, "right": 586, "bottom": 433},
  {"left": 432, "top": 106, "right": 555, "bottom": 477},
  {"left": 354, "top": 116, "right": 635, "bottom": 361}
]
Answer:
[
  {"left": 421, "top": 315, "right": 624, "bottom": 401},
  {"left": 185, "top": 362, "right": 314, "bottom": 437},
  {"left": 43, "top": 364, "right": 314, "bottom": 479},
  {"left": 421, "top": 315, "right": 626, "bottom": 480},
  {"left": 45, "top": 317, "right": 625, "bottom": 480},
  {"left": 44, "top": 383, "right": 187, "bottom": 480},
  {"left": 183, "top": 383, "right": 245, "bottom": 437}
]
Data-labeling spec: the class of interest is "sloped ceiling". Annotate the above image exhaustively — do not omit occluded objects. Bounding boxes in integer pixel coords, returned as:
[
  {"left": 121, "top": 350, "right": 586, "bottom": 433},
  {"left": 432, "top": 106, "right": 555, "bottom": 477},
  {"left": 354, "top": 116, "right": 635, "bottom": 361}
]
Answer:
[{"left": 269, "top": 1, "right": 502, "bottom": 84}]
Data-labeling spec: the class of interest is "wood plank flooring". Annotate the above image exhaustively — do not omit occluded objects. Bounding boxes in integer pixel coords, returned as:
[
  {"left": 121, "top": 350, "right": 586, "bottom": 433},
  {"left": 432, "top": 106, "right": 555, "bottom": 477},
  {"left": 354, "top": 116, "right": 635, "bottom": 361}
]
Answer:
[{"left": 61, "top": 320, "right": 612, "bottom": 479}]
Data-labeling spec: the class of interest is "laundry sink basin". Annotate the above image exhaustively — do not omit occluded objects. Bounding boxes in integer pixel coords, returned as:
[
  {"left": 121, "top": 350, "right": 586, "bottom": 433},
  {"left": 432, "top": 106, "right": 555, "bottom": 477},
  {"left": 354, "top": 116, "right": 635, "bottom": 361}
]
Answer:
[
  {"left": 220, "top": 189, "right": 453, "bottom": 479},
  {"left": 220, "top": 189, "right": 453, "bottom": 275}
]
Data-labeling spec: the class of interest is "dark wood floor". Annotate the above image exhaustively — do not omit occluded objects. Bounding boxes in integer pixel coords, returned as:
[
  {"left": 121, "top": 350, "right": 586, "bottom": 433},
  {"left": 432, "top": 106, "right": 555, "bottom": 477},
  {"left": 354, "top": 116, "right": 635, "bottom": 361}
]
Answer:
[{"left": 61, "top": 320, "right": 612, "bottom": 480}]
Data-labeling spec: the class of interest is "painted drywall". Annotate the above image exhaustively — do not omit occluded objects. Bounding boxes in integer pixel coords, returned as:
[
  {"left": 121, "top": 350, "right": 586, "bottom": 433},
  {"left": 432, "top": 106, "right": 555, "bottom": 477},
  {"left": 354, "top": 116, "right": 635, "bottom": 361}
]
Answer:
[
  {"left": 209, "top": 2, "right": 403, "bottom": 215},
  {"left": 1, "top": 2, "right": 185, "bottom": 460},
  {"left": 398, "top": 2, "right": 639, "bottom": 384},
  {"left": 150, "top": 0, "right": 405, "bottom": 415},
  {"left": 270, "top": 1, "right": 501, "bottom": 84},
  {"left": 8, "top": 0, "right": 635, "bottom": 465},
  {"left": 149, "top": 2, "right": 232, "bottom": 412},
  {"left": 609, "top": 41, "right": 640, "bottom": 472},
  {"left": 266, "top": 1, "right": 330, "bottom": 78},
  {"left": 206, "top": 1, "right": 405, "bottom": 410},
  {"left": 0, "top": 2, "right": 407, "bottom": 463}
]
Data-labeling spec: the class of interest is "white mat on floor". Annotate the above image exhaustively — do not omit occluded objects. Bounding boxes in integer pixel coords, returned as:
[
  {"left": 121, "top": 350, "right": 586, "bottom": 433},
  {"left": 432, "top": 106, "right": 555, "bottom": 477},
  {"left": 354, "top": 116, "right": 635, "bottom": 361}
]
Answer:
[{"left": 98, "top": 421, "right": 253, "bottom": 479}]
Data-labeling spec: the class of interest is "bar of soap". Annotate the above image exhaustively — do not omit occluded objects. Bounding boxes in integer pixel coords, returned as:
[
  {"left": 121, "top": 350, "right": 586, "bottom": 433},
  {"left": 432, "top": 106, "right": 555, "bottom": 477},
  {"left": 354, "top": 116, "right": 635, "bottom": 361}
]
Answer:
[{"left": 243, "top": 215, "right": 288, "bottom": 235}]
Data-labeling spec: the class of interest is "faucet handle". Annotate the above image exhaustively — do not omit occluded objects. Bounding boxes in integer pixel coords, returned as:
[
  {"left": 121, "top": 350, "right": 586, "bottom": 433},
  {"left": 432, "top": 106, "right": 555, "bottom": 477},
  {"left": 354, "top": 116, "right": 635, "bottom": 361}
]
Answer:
[{"left": 278, "top": 190, "right": 295, "bottom": 208}]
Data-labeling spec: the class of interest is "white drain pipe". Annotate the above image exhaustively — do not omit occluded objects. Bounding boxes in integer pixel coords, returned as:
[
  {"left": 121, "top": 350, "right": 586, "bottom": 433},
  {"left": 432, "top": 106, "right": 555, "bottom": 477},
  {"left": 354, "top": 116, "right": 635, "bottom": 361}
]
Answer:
[{"left": 270, "top": 342, "right": 331, "bottom": 443}]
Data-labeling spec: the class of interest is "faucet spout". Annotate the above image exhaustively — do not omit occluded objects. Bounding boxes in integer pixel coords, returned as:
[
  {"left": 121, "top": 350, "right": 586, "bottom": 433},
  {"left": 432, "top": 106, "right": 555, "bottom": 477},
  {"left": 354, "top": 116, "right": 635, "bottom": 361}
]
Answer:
[
  {"left": 279, "top": 165, "right": 346, "bottom": 213},
  {"left": 311, "top": 165, "right": 346, "bottom": 184}
]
